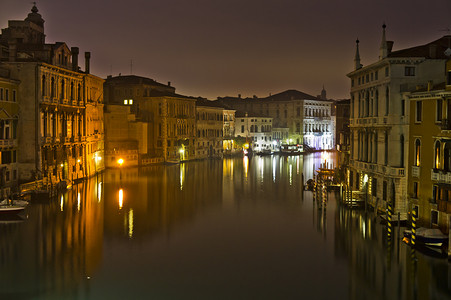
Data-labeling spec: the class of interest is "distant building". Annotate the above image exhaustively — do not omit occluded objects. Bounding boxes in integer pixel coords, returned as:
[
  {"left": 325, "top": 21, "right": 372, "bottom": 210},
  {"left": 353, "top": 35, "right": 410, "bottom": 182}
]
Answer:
[
  {"left": 217, "top": 89, "right": 334, "bottom": 151},
  {"left": 335, "top": 99, "right": 350, "bottom": 166},
  {"left": 347, "top": 24, "right": 451, "bottom": 217},
  {"left": 195, "top": 99, "right": 224, "bottom": 159},
  {"left": 234, "top": 112, "right": 273, "bottom": 153},
  {"left": 104, "top": 75, "right": 197, "bottom": 163},
  {"left": 0, "top": 5, "right": 104, "bottom": 187},
  {"left": 104, "top": 105, "right": 149, "bottom": 168},
  {"left": 223, "top": 109, "right": 238, "bottom": 156}
]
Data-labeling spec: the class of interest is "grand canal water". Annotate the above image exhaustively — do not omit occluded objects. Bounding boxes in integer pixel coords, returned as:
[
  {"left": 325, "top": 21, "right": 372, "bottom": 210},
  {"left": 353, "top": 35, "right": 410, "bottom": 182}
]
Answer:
[{"left": 1, "top": 152, "right": 450, "bottom": 299}]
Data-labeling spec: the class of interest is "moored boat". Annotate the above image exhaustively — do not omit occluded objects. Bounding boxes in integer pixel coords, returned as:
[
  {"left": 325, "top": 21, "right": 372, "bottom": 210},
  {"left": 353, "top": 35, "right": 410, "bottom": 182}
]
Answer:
[{"left": 403, "top": 227, "right": 448, "bottom": 247}]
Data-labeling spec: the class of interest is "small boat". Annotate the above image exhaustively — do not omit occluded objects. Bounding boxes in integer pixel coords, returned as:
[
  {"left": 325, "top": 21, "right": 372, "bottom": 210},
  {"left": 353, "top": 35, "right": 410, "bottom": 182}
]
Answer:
[
  {"left": 280, "top": 144, "right": 302, "bottom": 155},
  {"left": 257, "top": 149, "right": 272, "bottom": 156},
  {"left": 0, "top": 199, "right": 28, "bottom": 215},
  {"left": 403, "top": 227, "right": 448, "bottom": 247}
]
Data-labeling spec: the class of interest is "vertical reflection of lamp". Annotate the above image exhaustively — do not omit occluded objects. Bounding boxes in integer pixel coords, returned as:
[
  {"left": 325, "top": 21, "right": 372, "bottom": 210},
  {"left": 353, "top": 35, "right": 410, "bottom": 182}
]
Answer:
[{"left": 118, "top": 188, "right": 123, "bottom": 210}]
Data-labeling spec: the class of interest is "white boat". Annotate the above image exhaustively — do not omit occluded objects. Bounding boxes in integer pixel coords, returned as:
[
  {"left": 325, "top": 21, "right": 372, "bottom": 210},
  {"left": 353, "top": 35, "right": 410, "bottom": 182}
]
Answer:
[{"left": 0, "top": 199, "right": 28, "bottom": 215}]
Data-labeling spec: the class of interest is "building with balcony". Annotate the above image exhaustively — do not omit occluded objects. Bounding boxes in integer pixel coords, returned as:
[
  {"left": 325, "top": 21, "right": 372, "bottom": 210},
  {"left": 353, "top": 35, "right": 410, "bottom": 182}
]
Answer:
[
  {"left": 347, "top": 24, "right": 450, "bottom": 216},
  {"left": 223, "top": 109, "right": 239, "bottom": 156},
  {"left": 0, "top": 5, "right": 105, "bottom": 185},
  {"left": 234, "top": 112, "right": 273, "bottom": 153},
  {"left": 195, "top": 99, "right": 224, "bottom": 159},
  {"left": 0, "top": 68, "right": 19, "bottom": 196},
  {"left": 407, "top": 59, "right": 451, "bottom": 231}
]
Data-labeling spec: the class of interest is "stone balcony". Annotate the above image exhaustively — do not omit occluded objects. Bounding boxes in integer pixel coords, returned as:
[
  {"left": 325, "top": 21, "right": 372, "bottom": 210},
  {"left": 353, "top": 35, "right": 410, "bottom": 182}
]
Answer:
[
  {"left": 0, "top": 139, "right": 17, "bottom": 147},
  {"left": 411, "top": 166, "right": 420, "bottom": 178},
  {"left": 431, "top": 169, "right": 451, "bottom": 184}
]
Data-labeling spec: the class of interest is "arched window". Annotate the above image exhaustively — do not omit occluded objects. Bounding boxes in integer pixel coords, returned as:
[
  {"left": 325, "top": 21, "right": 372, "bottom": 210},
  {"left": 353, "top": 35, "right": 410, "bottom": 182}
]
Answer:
[
  {"left": 385, "top": 86, "right": 390, "bottom": 115},
  {"left": 435, "top": 140, "right": 441, "bottom": 169},
  {"left": 415, "top": 139, "right": 421, "bottom": 167},
  {"left": 400, "top": 135, "right": 404, "bottom": 167},
  {"left": 60, "top": 79, "right": 65, "bottom": 99},
  {"left": 51, "top": 77, "right": 55, "bottom": 98},
  {"left": 42, "top": 75, "right": 46, "bottom": 96},
  {"left": 77, "top": 84, "right": 81, "bottom": 101},
  {"left": 384, "top": 132, "right": 389, "bottom": 165},
  {"left": 375, "top": 90, "right": 379, "bottom": 117},
  {"left": 444, "top": 142, "right": 451, "bottom": 171},
  {"left": 365, "top": 91, "right": 369, "bottom": 116}
]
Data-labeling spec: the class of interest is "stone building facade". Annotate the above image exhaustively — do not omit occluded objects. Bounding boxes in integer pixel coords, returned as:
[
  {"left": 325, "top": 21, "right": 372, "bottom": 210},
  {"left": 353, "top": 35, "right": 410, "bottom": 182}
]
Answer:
[
  {"left": 0, "top": 68, "right": 19, "bottom": 195},
  {"left": 195, "top": 99, "right": 224, "bottom": 159},
  {"left": 0, "top": 5, "right": 104, "bottom": 186},
  {"left": 347, "top": 24, "right": 450, "bottom": 216}
]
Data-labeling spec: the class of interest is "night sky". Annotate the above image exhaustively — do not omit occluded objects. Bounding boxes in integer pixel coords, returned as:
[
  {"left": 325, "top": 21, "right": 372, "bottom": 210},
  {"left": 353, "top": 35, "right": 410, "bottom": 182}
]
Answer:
[{"left": 1, "top": 0, "right": 450, "bottom": 99}]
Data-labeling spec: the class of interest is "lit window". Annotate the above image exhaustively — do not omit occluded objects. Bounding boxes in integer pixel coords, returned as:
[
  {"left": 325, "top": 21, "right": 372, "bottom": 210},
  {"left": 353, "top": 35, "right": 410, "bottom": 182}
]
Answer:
[
  {"left": 124, "top": 99, "right": 128, "bottom": 105},
  {"left": 129, "top": 99, "right": 133, "bottom": 105}
]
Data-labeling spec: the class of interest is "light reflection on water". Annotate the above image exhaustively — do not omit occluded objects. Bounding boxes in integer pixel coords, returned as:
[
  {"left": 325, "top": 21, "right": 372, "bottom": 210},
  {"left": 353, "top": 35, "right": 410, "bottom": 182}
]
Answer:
[{"left": 0, "top": 152, "right": 449, "bottom": 299}]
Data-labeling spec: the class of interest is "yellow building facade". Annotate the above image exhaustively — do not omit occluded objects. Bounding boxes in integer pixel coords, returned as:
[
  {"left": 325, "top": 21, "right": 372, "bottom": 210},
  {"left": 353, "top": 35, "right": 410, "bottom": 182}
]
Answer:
[{"left": 407, "top": 59, "right": 451, "bottom": 232}]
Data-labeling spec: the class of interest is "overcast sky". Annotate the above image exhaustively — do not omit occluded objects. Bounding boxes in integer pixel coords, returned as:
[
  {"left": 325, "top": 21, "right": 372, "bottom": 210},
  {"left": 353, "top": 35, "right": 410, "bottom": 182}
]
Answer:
[{"left": 1, "top": 0, "right": 450, "bottom": 99}]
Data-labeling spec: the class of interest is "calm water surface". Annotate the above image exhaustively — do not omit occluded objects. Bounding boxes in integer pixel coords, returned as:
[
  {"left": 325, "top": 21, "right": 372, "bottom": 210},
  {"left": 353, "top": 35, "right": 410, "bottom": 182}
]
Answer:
[{"left": 1, "top": 152, "right": 450, "bottom": 299}]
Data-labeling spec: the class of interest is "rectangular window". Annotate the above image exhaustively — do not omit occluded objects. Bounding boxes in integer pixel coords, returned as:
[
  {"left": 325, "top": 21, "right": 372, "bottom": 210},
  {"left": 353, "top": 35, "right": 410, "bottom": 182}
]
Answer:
[
  {"left": 385, "top": 67, "right": 389, "bottom": 77},
  {"left": 448, "top": 71, "right": 451, "bottom": 85},
  {"left": 414, "top": 182, "right": 419, "bottom": 199},
  {"left": 401, "top": 99, "right": 405, "bottom": 116},
  {"left": 0, "top": 88, "right": 3, "bottom": 100},
  {"left": 12, "top": 90, "right": 16, "bottom": 102},
  {"left": 375, "top": 71, "right": 378, "bottom": 80},
  {"left": 405, "top": 66, "right": 415, "bottom": 76},
  {"left": 416, "top": 101, "right": 422, "bottom": 122},
  {"left": 432, "top": 185, "right": 438, "bottom": 202},
  {"left": 366, "top": 74, "right": 369, "bottom": 83},
  {"left": 241, "top": 125, "right": 244, "bottom": 133},
  {"left": 431, "top": 210, "right": 438, "bottom": 225},
  {"left": 5, "top": 89, "right": 9, "bottom": 101},
  {"left": 436, "top": 99, "right": 443, "bottom": 122}
]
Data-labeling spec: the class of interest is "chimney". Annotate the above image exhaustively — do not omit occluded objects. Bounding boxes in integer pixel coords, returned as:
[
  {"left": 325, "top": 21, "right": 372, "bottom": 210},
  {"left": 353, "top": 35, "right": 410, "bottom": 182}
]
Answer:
[
  {"left": 8, "top": 39, "right": 17, "bottom": 62},
  {"left": 427, "top": 80, "right": 433, "bottom": 91},
  {"left": 85, "top": 52, "right": 91, "bottom": 74},
  {"left": 71, "top": 47, "right": 79, "bottom": 71},
  {"left": 429, "top": 44, "right": 437, "bottom": 59},
  {"left": 238, "top": 94, "right": 241, "bottom": 99},
  {"left": 168, "top": 81, "right": 171, "bottom": 87},
  {"left": 387, "top": 41, "right": 394, "bottom": 55}
]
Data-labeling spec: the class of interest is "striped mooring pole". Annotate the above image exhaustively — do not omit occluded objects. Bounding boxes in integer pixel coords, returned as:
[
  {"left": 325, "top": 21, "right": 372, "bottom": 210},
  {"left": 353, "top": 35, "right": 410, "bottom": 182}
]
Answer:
[
  {"left": 313, "top": 176, "right": 316, "bottom": 203},
  {"left": 411, "top": 208, "right": 417, "bottom": 246},
  {"left": 387, "top": 202, "right": 393, "bottom": 240}
]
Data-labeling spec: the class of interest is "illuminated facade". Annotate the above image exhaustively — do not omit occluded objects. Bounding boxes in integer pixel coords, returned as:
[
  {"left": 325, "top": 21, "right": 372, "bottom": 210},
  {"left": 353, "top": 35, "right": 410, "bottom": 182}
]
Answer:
[
  {"left": 217, "top": 89, "right": 334, "bottom": 151},
  {"left": 347, "top": 25, "right": 450, "bottom": 216},
  {"left": 0, "top": 5, "right": 105, "bottom": 185},
  {"left": 195, "top": 99, "right": 224, "bottom": 159},
  {"left": 234, "top": 112, "right": 273, "bottom": 153},
  {"left": 223, "top": 109, "right": 239, "bottom": 155}
]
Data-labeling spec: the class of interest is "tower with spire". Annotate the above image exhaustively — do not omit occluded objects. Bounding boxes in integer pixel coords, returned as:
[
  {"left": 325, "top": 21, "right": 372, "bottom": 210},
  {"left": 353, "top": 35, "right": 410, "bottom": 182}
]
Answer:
[
  {"left": 379, "top": 23, "right": 388, "bottom": 60},
  {"left": 354, "top": 39, "right": 362, "bottom": 70}
]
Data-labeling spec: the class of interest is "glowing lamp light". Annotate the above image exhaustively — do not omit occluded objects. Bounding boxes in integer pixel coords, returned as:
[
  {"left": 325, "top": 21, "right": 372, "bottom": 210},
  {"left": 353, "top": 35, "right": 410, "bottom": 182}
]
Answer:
[
  {"left": 363, "top": 174, "right": 368, "bottom": 183},
  {"left": 273, "top": 141, "right": 277, "bottom": 145},
  {"left": 117, "top": 158, "right": 124, "bottom": 167},
  {"left": 60, "top": 163, "right": 64, "bottom": 168},
  {"left": 179, "top": 148, "right": 185, "bottom": 154}
]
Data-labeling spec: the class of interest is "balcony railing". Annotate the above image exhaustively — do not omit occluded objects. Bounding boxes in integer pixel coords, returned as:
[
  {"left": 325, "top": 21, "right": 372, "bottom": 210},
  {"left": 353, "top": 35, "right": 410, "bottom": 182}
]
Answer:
[{"left": 411, "top": 166, "right": 420, "bottom": 178}]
